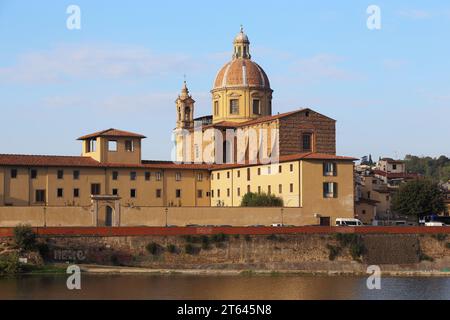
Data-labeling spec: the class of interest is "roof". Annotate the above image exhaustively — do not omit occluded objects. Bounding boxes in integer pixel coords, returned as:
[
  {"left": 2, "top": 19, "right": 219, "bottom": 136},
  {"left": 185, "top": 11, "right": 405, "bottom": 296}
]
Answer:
[
  {"left": 380, "top": 158, "right": 404, "bottom": 164},
  {"left": 373, "top": 169, "right": 420, "bottom": 179},
  {"left": 77, "top": 128, "right": 146, "bottom": 140},
  {"left": 211, "top": 152, "right": 357, "bottom": 170},
  {"left": 213, "top": 58, "right": 271, "bottom": 90}
]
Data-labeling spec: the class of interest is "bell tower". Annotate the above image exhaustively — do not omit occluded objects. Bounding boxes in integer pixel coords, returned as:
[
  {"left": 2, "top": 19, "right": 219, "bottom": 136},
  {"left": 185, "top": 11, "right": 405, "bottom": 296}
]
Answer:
[{"left": 175, "top": 81, "right": 195, "bottom": 129}]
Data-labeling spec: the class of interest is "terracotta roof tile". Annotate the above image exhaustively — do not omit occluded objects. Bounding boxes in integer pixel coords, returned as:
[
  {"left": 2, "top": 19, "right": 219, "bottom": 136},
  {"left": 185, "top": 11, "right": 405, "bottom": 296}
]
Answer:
[{"left": 77, "top": 128, "right": 146, "bottom": 140}]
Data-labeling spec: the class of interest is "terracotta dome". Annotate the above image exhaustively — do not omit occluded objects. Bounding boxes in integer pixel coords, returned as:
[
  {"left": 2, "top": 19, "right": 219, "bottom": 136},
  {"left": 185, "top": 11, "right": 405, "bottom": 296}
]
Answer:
[{"left": 213, "top": 58, "right": 271, "bottom": 90}]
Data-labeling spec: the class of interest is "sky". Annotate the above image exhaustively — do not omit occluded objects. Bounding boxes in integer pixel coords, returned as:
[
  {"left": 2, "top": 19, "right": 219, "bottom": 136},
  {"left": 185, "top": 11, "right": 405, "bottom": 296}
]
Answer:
[{"left": 0, "top": 0, "right": 449, "bottom": 161}]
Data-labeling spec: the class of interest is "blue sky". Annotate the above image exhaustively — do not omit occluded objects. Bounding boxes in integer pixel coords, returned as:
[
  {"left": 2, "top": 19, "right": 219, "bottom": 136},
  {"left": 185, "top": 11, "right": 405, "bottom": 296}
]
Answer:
[{"left": 0, "top": 1, "right": 449, "bottom": 161}]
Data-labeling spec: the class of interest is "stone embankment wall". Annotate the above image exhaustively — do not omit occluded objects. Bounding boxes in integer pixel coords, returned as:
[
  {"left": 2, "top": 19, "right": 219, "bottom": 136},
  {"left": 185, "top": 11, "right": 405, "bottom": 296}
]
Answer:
[{"left": 33, "top": 233, "right": 450, "bottom": 272}]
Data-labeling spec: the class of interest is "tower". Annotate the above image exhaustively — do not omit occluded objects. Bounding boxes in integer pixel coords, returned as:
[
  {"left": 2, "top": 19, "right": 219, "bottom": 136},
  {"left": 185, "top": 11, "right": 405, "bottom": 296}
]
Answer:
[{"left": 175, "top": 81, "right": 195, "bottom": 130}]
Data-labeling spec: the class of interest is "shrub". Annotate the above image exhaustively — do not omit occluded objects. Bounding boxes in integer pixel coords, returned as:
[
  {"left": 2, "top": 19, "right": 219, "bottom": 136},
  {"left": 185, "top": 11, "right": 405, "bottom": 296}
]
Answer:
[
  {"left": 334, "top": 233, "right": 366, "bottom": 261},
  {"left": 212, "top": 233, "right": 228, "bottom": 242},
  {"left": 419, "top": 252, "right": 434, "bottom": 262},
  {"left": 183, "top": 235, "right": 201, "bottom": 243},
  {"left": 36, "top": 242, "right": 50, "bottom": 259},
  {"left": 167, "top": 244, "right": 178, "bottom": 254},
  {"left": 13, "top": 225, "right": 36, "bottom": 251},
  {"left": 0, "top": 253, "right": 21, "bottom": 275},
  {"left": 233, "top": 234, "right": 240, "bottom": 240},
  {"left": 146, "top": 242, "right": 163, "bottom": 255},
  {"left": 184, "top": 244, "right": 200, "bottom": 255},
  {"left": 240, "top": 192, "right": 284, "bottom": 207},
  {"left": 326, "top": 244, "right": 341, "bottom": 261}
]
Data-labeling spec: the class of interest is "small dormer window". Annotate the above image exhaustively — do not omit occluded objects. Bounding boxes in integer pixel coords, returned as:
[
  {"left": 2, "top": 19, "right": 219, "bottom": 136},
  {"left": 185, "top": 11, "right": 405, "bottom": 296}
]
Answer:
[
  {"left": 125, "top": 140, "right": 134, "bottom": 152},
  {"left": 108, "top": 140, "right": 117, "bottom": 152},
  {"left": 87, "top": 139, "right": 96, "bottom": 153}
]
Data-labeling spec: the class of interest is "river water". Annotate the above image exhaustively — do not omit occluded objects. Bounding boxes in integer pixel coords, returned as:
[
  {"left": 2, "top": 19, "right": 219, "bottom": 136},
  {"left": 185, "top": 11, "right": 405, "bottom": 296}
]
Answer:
[{"left": 0, "top": 274, "right": 449, "bottom": 300}]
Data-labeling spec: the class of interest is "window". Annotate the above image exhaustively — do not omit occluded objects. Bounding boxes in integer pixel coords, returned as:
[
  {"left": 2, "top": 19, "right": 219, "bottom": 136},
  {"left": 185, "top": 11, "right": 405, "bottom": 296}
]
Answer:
[
  {"left": 112, "top": 189, "right": 118, "bottom": 196},
  {"left": 57, "top": 170, "right": 64, "bottom": 179},
  {"left": 230, "top": 99, "right": 239, "bottom": 114},
  {"left": 290, "top": 183, "right": 294, "bottom": 193},
  {"left": 227, "top": 171, "right": 230, "bottom": 179},
  {"left": 278, "top": 165, "right": 282, "bottom": 173},
  {"left": 258, "top": 168, "right": 261, "bottom": 175},
  {"left": 87, "top": 139, "right": 96, "bottom": 152},
  {"left": 247, "top": 185, "right": 251, "bottom": 193},
  {"left": 214, "top": 101, "right": 219, "bottom": 116},
  {"left": 194, "top": 144, "right": 200, "bottom": 159},
  {"left": 125, "top": 140, "right": 134, "bottom": 152},
  {"left": 145, "top": 172, "right": 151, "bottom": 181},
  {"left": 57, "top": 188, "right": 63, "bottom": 198},
  {"left": 108, "top": 140, "right": 117, "bottom": 151},
  {"left": 176, "top": 189, "right": 181, "bottom": 198},
  {"left": 156, "top": 172, "right": 162, "bottom": 181},
  {"left": 268, "top": 185, "right": 271, "bottom": 194},
  {"left": 290, "top": 164, "right": 294, "bottom": 172},
  {"left": 237, "top": 170, "right": 240, "bottom": 178},
  {"left": 197, "top": 173, "right": 203, "bottom": 181},
  {"left": 91, "top": 183, "right": 101, "bottom": 195},
  {"left": 323, "top": 182, "right": 338, "bottom": 198},
  {"left": 73, "top": 170, "right": 80, "bottom": 180},
  {"left": 237, "top": 187, "right": 241, "bottom": 197},
  {"left": 206, "top": 191, "right": 210, "bottom": 197},
  {"left": 267, "top": 166, "right": 271, "bottom": 175},
  {"left": 258, "top": 186, "right": 261, "bottom": 194},
  {"left": 392, "top": 164, "right": 397, "bottom": 170},
  {"left": 302, "top": 133, "right": 312, "bottom": 152},
  {"left": 130, "top": 171, "right": 137, "bottom": 181},
  {"left": 11, "top": 169, "right": 17, "bottom": 179},
  {"left": 73, "top": 188, "right": 79, "bottom": 198},
  {"left": 323, "top": 162, "right": 337, "bottom": 176},
  {"left": 217, "top": 189, "right": 221, "bottom": 197},
  {"left": 252, "top": 99, "right": 260, "bottom": 115},
  {"left": 227, "top": 188, "right": 230, "bottom": 197},
  {"left": 279, "top": 184, "right": 282, "bottom": 193},
  {"left": 35, "top": 190, "right": 45, "bottom": 203},
  {"left": 217, "top": 172, "right": 220, "bottom": 180},
  {"left": 197, "top": 190, "right": 203, "bottom": 198},
  {"left": 130, "top": 189, "right": 136, "bottom": 198},
  {"left": 247, "top": 168, "right": 251, "bottom": 181},
  {"left": 211, "top": 190, "right": 214, "bottom": 198},
  {"left": 156, "top": 189, "right": 162, "bottom": 198},
  {"left": 175, "top": 172, "right": 181, "bottom": 181},
  {"left": 112, "top": 171, "right": 119, "bottom": 180},
  {"left": 31, "top": 169, "right": 37, "bottom": 179}
]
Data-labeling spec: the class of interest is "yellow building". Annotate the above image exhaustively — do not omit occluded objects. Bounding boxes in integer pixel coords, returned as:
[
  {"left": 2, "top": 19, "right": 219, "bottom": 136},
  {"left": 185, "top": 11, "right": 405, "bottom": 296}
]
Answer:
[{"left": 0, "top": 27, "right": 357, "bottom": 227}]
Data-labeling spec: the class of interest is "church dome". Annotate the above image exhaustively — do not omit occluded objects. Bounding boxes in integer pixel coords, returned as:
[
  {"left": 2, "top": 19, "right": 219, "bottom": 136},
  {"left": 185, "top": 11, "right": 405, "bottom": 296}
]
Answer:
[{"left": 213, "top": 59, "right": 271, "bottom": 90}]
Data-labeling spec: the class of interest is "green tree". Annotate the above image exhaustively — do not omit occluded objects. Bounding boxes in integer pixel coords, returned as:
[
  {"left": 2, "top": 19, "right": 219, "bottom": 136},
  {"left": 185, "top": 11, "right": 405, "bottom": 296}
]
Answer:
[
  {"left": 391, "top": 179, "right": 447, "bottom": 220},
  {"left": 240, "top": 192, "right": 284, "bottom": 207},
  {"left": 13, "top": 224, "right": 36, "bottom": 251}
]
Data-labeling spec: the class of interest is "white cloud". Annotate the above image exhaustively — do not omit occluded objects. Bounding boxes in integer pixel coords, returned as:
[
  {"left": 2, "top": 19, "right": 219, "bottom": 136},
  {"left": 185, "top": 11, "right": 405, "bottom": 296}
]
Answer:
[{"left": 0, "top": 43, "right": 208, "bottom": 84}]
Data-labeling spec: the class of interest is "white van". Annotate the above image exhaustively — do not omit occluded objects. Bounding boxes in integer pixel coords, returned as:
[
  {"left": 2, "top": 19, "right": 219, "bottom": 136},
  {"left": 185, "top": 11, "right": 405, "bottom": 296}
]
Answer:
[{"left": 335, "top": 218, "right": 363, "bottom": 226}]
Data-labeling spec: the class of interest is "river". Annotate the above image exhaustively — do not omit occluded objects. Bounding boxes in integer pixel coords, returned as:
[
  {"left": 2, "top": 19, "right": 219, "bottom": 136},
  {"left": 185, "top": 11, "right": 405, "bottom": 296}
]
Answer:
[{"left": 0, "top": 274, "right": 449, "bottom": 300}]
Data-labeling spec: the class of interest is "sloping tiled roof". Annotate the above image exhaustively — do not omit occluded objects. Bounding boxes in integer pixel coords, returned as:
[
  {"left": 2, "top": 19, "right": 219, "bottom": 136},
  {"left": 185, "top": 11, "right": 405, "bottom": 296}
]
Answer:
[
  {"left": 77, "top": 128, "right": 146, "bottom": 140},
  {"left": 373, "top": 170, "right": 420, "bottom": 179},
  {"left": 0, "top": 154, "right": 101, "bottom": 167}
]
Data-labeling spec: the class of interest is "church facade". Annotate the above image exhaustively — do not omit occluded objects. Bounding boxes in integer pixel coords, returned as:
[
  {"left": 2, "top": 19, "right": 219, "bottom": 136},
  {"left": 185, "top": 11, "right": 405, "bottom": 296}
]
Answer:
[{"left": 0, "top": 28, "right": 356, "bottom": 226}]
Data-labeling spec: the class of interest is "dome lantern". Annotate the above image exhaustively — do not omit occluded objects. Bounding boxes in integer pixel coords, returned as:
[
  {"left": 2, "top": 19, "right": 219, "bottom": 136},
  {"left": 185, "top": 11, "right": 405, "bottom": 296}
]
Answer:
[{"left": 232, "top": 25, "right": 251, "bottom": 60}]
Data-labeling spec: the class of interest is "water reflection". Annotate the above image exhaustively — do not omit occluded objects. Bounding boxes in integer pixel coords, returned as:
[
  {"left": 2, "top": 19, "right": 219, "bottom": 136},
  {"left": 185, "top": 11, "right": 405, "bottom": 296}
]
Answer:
[{"left": 0, "top": 274, "right": 449, "bottom": 300}]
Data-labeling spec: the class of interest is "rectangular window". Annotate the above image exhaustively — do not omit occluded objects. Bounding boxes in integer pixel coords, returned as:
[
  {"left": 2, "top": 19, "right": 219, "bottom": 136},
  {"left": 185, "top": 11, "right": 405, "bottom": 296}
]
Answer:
[
  {"left": 57, "top": 170, "right": 64, "bottom": 179},
  {"left": 206, "top": 191, "right": 210, "bottom": 197},
  {"left": 73, "top": 188, "right": 79, "bottom": 198},
  {"left": 35, "top": 190, "right": 45, "bottom": 203},
  {"left": 73, "top": 170, "right": 80, "bottom": 180},
  {"left": 247, "top": 185, "right": 251, "bottom": 193},
  {"left": 323, "top": 182, "right": 338, "bottom": 198},
  {"left": 175, "top": 172, "right": 181, "bottom": 181},
  {"left": 393, "top": 164, "right": 397, "bottom": 170},
  {"left": 125, "top": 140, "right": 134, "bottom": 152},
  {"left": 130, "top": 189, "right": 136, "bottom": 198},
  {"left": 258, "top": 186, "right": 261, "bottom": 194},
  {"left": 278, "top": 165, "right": 282, "bottom": 173},
  {"left": 237, "top": 187, "right": 241, "bottom": 197},
  {"left": 57, "top": 188, "right": 63, "bottom": 198},
  {"left": 156, "top": 172, "right": 162, "bottom": 181},
  {"left": 91, "top": 183, "right": 101, "bottom": 195},
  {"left": 247, "top": 168, "right": 251, "bottom": 181},
  {"left": 290, "top": 183, "right": 294, "bottom": 193},
  {"left": 237, "top": 170, "right": 240, "bottom": 178},
  {"left": 217, "top": 172, "right": 220, "bottom": 180},
  {"left": 112, "top": 188, "right": 118, "bottom": 196},
  {"left": 108, "top": 140, "right": 117, "bottom": 151},
  {"left": 11, "top": 169, "right": 17, "bottom": 179},
  {"left": 257, "top": 168, "right": 261, "bottom": 175},
  {"left": 323, "top": 162, "right": 337, "bottom": 176},
  {"left": 130, "top": 171, "right": 137, "bottom": 181},
  {"left": 290, "top": 164, "right": 294, "bottom": 172},
  {"left": 156, "top": 189, "right": 162, "bottom": 198},
  {"left": 87, "top": 139, "right": 96, "bottom": 153},
  {"left": 197, "top": 190, "right": 203, "bottom": 198},
  {"left": 217, "top": 189, "right": 221, "bottom": 197},
  {"left": 230, "top": 99, "right": 239, "bottom": 114},
  {"left": 145, "top": 172, "right": 151, "bottom": 181},
  {"left": 279, "top": 184, "right": 282, "bottom": 193},
  {"left": 267, "top": 166, "right": 271, "bottom": 175},
  {"left": 268, "top": 185, "right": 271, "bottom": 194},
  {"left": 214, "top": 101, "right": 219, "bottom": 116},
  {"left": 227, "top": 171, "right": 230, "bottom": 179},
  {"left": 31, "top": 169, "right": 37, "bottom": 179},
  {"left": 197, "top": 173, "right": 203, "bottom": 181},
  {"left": 252, "top": 99, "right": 260, "bottom": 115},
  {"left": 112, "top": 171, "right": 119, "bottom": 180},
  {"left": 176, "top": 189, "right": 181, "bottom": 198},
  {"left": 227, "top": 188, "right": 230, "bottom": 197},
  {"left": 302, "top": 133, "right": 312, "bottom": 152},
  {"left": 211, "top": 190, "right": 214, "bottom": 198}
]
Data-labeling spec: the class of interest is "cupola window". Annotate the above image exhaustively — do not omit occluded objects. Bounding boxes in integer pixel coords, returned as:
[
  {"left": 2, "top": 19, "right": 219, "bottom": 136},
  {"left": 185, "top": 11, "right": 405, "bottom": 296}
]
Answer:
[
  {"left": 252, "top": 99, "right": 260, "bottom": 115},
  {"left": 230, "top": 99, "right": 239, "bottom": 115}
]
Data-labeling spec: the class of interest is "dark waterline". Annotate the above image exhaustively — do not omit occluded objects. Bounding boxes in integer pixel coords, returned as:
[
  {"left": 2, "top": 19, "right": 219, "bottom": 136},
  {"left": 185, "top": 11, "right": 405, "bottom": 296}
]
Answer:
[{"left": 0, "top": 274, "right": 450, "bottom": 300}]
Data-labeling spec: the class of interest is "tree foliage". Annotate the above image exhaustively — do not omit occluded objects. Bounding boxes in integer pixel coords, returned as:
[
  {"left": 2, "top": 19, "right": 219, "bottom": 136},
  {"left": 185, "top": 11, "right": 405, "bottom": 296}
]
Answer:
[
  {"left": 391, "top": 179, "right": 447, "bottom": 218},
  {"left": 404, "top": 155, "right": 450, "bottom": 182},
  {"left": 13, "top": 224, "right": 36, "bottom": 251},
  {"left": 240, "top": 192, "right": 284, "bottom": 207}
]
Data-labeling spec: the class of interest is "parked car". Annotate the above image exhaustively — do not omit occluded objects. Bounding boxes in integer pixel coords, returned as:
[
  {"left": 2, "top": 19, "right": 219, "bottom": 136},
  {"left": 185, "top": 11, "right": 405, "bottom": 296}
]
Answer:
[
  {"left": 425, "top": 221, "right": 446, "bottom": 227},
  {"left": 248, "top": 224, "right": 265, "bottom": 227},
  {"left": 335, "top": 218, "right": 363, "bottom": 226},
  {"left": 271, "top": 223, "right": 283, "bottom": 227}
]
